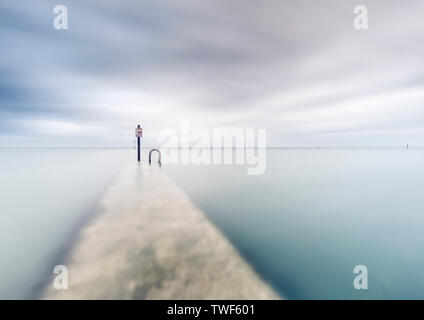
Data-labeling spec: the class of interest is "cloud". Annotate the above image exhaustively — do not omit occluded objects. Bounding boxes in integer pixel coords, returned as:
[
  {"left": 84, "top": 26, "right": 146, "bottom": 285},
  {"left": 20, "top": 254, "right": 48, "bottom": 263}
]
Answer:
[{"left": 1, "top": 0, "right": 424, "bottom": 146}]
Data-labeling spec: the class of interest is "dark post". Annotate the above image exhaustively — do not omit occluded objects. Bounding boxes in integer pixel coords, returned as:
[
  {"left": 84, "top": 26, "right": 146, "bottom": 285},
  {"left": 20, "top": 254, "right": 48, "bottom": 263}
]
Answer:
[
  {"left": 136, "top": 124, "right": 142, "bottom": 162},
  {"left": 137, "top": 131, "right": 140, "bottom": 161}
]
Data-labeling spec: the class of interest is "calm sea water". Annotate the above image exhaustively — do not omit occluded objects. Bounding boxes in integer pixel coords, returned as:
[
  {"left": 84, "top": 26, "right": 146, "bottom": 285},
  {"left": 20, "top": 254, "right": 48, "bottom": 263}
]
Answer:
[
  {"left": 164, "top": 148, "right": 424, "bottom": 299},
  {"left": 0, "top": 148, "right": 130, "bottom": 299},
  {"left": 1, "top": 148, "right": 423, "bottom": 299}
]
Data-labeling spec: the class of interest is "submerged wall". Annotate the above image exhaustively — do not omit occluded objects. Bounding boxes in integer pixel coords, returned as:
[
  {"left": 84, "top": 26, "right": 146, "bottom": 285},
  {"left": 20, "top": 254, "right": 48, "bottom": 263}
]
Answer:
[{"left": 43, "top": 163, "right": 279, "bottom": 299}]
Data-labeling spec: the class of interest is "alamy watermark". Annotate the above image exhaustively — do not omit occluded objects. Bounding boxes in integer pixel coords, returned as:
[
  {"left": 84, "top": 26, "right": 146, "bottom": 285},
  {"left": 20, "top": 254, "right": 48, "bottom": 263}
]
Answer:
[
  {"left": 53, "top": 5, "right": 68, "bottom": 30},
  {"left": 353, "top": 265, "right": 368, "bottom": 290},
  {"left": 353, "top": 5, "right": 368, "bottom": 30},
  {"left": 53, "top": 265, "right": 68, "bottom": 290},
  {"left": 157, "top": 123, "right": 267, "bottom": 175}
]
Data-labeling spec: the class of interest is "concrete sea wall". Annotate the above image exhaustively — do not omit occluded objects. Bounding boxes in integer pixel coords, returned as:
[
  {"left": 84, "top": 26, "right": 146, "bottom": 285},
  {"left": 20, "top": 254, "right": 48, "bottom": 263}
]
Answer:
[{"left": 43, "top": 163, "right": 279, "bottom": 299}]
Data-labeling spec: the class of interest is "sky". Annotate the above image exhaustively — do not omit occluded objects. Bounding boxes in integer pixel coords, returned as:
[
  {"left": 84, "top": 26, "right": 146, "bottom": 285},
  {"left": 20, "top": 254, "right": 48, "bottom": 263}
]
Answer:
[{"left": 1, "top": 0, "right": 424, "bottom": 147}]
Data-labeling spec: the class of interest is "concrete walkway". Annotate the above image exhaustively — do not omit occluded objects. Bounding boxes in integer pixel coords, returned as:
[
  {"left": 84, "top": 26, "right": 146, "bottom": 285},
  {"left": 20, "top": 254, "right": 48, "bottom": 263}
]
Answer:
[{"left": 43, "top": 163, "right": 280, "bottom": 299}]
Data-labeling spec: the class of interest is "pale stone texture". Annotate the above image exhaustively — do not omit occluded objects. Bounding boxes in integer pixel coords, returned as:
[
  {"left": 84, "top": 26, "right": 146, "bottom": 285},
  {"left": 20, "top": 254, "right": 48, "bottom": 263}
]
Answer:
[{"left": 43, "top": 163, "right": 280, "bottom": 299}]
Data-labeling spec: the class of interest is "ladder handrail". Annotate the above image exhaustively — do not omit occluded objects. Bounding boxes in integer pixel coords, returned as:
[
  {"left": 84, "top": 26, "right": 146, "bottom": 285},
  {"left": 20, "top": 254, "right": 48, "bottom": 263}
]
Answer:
[{"left": 149, "top": 149, "right": 162, "bottom": 166}]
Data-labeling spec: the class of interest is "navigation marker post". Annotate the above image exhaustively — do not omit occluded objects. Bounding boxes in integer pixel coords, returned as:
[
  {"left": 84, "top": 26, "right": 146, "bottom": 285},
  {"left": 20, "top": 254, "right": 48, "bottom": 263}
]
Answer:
[{"left": 135, "top": 124, "right": 143, "bottom": 162}]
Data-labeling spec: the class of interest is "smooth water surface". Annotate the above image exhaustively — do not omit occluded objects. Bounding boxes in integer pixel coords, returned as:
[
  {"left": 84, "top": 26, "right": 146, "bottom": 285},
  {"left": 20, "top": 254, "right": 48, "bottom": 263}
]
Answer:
[
  {"left": 165, "top": 148, "right": 424, "bottom": 299},
  {"left": 1, "top": 148, "right": 423, "bottom": 299},
  {"left": 0, "top": 148, "right": 131, "bottom": 299}
]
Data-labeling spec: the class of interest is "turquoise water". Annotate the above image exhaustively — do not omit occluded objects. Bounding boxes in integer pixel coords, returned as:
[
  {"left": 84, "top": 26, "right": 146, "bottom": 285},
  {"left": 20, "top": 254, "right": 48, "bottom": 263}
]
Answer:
[
  {"left": 1, "top": 148, "right": 423, "bottom": 299},
  {"left": 0, "top": 148, "right": 130, "bottom": 299},
  {"left": 164, "top": 148, "right": 424, "bottom": 299}
]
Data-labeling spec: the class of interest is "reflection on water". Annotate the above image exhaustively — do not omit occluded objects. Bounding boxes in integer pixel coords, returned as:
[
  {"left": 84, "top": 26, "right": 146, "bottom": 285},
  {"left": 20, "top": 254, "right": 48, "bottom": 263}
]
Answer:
[
  {"left": 0, "top": 148, "right": 130, "bottom": 299},
  {"left": 164, "top": 148, "right": 424, "bottom": 299}
]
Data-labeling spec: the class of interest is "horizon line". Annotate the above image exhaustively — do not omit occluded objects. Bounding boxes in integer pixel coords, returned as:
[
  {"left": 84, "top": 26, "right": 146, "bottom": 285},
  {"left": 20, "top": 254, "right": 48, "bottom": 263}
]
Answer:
[{"left": 0, "top": 145, "right": 422, "bottom": 149}]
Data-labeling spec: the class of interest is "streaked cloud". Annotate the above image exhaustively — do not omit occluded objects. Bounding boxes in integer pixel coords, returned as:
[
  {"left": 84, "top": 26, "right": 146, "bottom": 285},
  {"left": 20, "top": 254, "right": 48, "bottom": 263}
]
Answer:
[{"left": 1, "top": 0, "right": 424, "bottom": 146}]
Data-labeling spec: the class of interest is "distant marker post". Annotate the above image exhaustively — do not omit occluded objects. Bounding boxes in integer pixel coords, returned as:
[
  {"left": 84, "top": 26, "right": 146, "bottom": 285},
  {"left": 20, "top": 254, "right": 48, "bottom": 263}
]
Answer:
[{"left": 135, "top": 124, "right": 142, "bottom": 162}]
